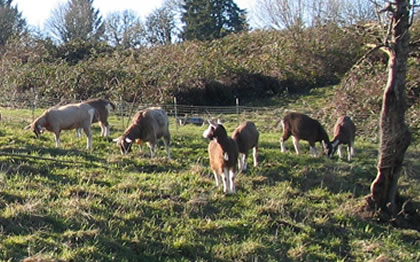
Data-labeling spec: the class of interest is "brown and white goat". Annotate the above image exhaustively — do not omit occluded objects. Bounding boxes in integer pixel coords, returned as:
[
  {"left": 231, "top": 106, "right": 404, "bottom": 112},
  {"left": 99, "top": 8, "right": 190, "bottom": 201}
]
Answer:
[
  {"left": 203, "top": 120, "right": 239, "bottom": 194},
  {"left": 76, "top": 98, "right": 115, "bottom": 138},
  {"left": 280, "top": 112, "right": 333, "bottom": 157},
  {"left": 331, "top": 116, "right": 356, "bottom": 161},
  {"left": 232, "top": 121, "right": 259, "bottom": 172},
  {"left": 27, "top": 102, "right": 96, "bottom": 150},
  {"left": 113, "top": 107, "right": 171, "bottom": 159}
]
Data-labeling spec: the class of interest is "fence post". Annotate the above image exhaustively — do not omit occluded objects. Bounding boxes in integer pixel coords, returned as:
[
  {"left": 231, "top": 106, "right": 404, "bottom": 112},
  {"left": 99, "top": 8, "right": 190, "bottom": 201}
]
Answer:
[
  {"left": 236, "top": 97, "right": 240, "bottom": 125},
  {"left": 32, "top": 93, "right": 38, "bottom": 122},
  {"left": 119, "top": 96, "right": 124, "bottom": 130},
  {"left": 174, "top": 97, "right": 178, "bottom": 131}
]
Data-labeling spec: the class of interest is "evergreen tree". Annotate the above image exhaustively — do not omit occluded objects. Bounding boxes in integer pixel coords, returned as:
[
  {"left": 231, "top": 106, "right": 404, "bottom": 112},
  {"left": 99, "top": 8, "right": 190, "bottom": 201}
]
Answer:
[
  {"left": 181, "top": 0, "right": 247, "bottom": 41},
  {"left": 0, "top": 0, "right": 26, "bottom": 45}
]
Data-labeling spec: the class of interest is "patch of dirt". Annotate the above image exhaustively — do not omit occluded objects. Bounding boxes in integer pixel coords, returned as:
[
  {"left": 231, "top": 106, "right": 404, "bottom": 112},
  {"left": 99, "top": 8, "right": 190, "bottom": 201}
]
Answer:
[{"left": 356, "top": 196, "right": 420, "bottom": 231}]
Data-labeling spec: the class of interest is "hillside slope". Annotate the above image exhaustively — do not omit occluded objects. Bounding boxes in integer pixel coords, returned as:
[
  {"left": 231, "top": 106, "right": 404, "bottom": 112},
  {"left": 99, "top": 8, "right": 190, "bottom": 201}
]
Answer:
[{"left": 0, "top": 87, "right": 419, "bottom": 261}]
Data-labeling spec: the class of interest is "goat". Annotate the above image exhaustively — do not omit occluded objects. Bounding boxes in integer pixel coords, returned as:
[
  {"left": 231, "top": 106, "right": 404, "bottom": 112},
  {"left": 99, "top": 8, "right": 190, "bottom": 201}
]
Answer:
[
  {"left": 113, "top": 107, "right": 171, "bottom": 159},
  {"left": 331, "top": 116, "right": 356, "bottom": 161},
  {"left": 232, "top": 121, "right": 259, "bottom": 172},
  {"left": 76, "top": 98, "right": 115, "bottom": 138},
  {"left": 26, "top": 102, "right": 96, "bottom": 150},
  {"left": 203, "top": 120, "right": 239, "bottom": 194},
  {"left": 280, "top": 112, "right": 332, "bottom": 157}
]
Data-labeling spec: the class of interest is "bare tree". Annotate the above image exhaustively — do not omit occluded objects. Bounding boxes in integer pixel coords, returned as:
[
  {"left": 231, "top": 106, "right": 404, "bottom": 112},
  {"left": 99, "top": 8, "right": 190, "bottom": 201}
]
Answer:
[
  {"left": 145, "top": 6, "right": 175, "bottom": 45},
  {"left": 254, "top": 0, "right": 306, "bottom": 30},
  {"left": 254, "top": 0, "right": 376, "bottom": 30},
  {"left": 104, "top": 10, "right": 146, "bottom": 48},
  {"left": 365, "top": 0, "right": 414, "bottom": 216},
  {"left": 45, "top": 0, "right": 104, "bottom": 43}
]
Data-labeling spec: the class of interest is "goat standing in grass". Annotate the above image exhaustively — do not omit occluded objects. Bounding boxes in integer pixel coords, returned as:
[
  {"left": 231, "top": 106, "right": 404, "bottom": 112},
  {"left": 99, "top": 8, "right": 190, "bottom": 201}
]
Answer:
[
  {"left": 280, "top": 112, "right": 333, "bottom": 157},
  {"left": 203, "top": 120, "right": 239, "bottom": 194},
  {"left": 113, "top": 107, "right": 171, "bottom": 159},
  {"left": 232, "top": 121, "right": 259, "bottom": 172},
  {"left": 76, "top": 98, "right": 115, "bottom": 138},
  {"left": 27, "top": 102, "right": 96, "bottom": 150},
  {"left": 331, "top": 116, "right": 356, "bottom": 161}
]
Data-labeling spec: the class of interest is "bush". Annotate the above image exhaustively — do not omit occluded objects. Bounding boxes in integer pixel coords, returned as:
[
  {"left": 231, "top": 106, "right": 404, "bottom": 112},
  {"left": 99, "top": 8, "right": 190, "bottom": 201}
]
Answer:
[{"left": 1, "top": 24, "right": 363, "bottom": 105}]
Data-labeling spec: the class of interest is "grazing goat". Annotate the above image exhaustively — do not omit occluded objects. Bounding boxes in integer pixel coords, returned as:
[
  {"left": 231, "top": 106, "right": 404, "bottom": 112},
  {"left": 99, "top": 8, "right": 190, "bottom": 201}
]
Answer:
[
  {"left": 27, "top": 102, "right": 96, "bottom": 150},
  {"left": 76, "top": 98, "right": 115, "bottom": 138},
  {"left": 113, "top": 107, "right": 171, "bottom": 159},
  {"left": 331, "top": 116, "right": 356, "bottom": 161},
  {"left": 280, "top": 112, "right": 333, "bottom": 157},
  {"left": 232, "top": 121, "right": 259, "bottom": 172},
  {"left": 203, "top": 120, "right": 239, "bottom": 194}
]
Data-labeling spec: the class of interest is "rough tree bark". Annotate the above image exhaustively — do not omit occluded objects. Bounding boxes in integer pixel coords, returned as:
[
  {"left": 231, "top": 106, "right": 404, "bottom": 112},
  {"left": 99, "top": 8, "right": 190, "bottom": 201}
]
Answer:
[{"left": 365, "top": 0, "right": 412, "bottom": 215}]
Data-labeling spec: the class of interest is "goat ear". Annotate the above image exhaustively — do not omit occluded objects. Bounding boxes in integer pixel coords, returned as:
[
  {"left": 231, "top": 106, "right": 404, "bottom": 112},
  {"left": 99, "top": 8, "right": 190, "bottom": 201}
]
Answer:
[
  {"left": 216, "top": 119, "right": 223, "bottom": 125},
  {"left": 207, "top": 120, "right": 216, "bottom": 127},
  {"left": 125, "top": 137, "right": 133, "bottom": 144}
]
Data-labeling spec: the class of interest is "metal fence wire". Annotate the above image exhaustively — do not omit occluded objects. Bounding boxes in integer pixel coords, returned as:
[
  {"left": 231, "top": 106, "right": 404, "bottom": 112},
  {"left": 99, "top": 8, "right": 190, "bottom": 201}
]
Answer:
[
  {"left": 1, "top": 96, "right": 418, "bottom": 144},
  {"left": 0, "top": 96, "right": 312, "bottom": 132}
]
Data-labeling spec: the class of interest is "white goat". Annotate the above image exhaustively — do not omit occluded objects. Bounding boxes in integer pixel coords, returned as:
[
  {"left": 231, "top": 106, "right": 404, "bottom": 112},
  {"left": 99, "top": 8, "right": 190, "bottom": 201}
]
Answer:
[
  {"left": 331, "top": 116, "right": 356, "bottom": 161},
  {"left": 27, "top": 102, "right": 96, "bottom": 150},
  {"left": 203, "top": 120, "right": 239, "bottom": 194},
  {"left": 232, "top": 121, "right": 259, "bottom": 172},
  {"left": 280, "top": 112, "right": 333, "bottom": 157},
  {"left": 113, "top": 107, "right": 171, "bottom": 159},
  {"left": 76, "top": 98, "right": 115, "bottom": 138}
]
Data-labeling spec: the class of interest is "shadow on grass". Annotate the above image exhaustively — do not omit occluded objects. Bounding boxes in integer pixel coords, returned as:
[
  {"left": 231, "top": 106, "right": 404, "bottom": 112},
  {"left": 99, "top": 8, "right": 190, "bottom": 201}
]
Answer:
[
  {"left": 255, "top": 149, "right": 378, "bottom": 198},
  {"left": 0, "top": 145, "right": 106, "bottom": 167}
]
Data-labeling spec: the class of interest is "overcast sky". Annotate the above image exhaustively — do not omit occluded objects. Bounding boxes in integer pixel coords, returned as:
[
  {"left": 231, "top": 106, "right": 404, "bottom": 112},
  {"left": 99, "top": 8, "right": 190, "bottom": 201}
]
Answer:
[{"left": 14, "top": 0, "right": 256, "bottom": 29}]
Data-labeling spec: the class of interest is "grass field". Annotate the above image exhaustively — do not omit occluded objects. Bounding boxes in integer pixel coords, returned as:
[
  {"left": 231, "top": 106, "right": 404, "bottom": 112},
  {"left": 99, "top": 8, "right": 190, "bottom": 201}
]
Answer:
[{"left": 0, "top": 88, "right": 419, "bottom": 261}]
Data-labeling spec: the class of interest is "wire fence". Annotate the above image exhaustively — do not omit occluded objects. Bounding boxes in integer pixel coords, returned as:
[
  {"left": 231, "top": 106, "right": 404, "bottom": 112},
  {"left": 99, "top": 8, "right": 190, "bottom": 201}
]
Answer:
[
  {"left": 0, "top": 96, "right": 418, "bottom": 145},
  {"left": 0, "top": 96, "right": 304, "bottom": 132}
]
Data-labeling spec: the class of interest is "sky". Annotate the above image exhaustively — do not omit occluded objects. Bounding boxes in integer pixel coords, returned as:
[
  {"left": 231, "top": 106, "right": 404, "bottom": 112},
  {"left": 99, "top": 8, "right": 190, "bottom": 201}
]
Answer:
[{"left": 13, "top": 0, "right": 256, "bottom": 29}]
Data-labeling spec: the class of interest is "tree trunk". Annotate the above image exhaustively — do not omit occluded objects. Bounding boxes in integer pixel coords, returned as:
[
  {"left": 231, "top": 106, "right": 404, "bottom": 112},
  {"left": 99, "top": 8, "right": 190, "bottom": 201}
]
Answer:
[{"left": 366, "top": 0, "right": 412, "bottom": 215}]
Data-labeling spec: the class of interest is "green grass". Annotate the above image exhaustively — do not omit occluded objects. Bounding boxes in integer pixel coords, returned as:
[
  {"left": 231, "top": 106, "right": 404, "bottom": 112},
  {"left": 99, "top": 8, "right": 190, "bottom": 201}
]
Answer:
[{"left": 0, "top": 88, "right": 419, "bottom": 261}]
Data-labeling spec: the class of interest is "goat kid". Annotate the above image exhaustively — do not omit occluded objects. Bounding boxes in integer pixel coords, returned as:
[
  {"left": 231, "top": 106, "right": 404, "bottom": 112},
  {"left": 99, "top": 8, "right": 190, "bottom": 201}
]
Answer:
[
  {"left": 113, "top": 107, "right": 171, "bottom": 159},
  {"left": 232, "top": 121, "right": 259, "bottom": 172},
  {"left": 27, "top": 102, "right": 96, "bottom": 150},
  {"left": 203, "top": 120, "right": 239, "bottom": 194},
  {"left": 76, "top": 98, "right": 115, "bottom": 138},
  {"left": 280, "top": 112, "right": 332, "bottom": 157},
  {"left": 331, "top": 116, "right": 356, "bottom": 161}
]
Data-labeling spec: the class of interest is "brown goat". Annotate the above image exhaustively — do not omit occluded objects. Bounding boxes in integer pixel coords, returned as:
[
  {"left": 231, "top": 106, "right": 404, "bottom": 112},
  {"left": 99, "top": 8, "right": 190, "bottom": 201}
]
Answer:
[
  {"left": 280, "top": 112, "right": 332, "bottom": 157},
  {"left": 232, "top": 121, "right": 259, "bottom": 172},
  {"left": 77, "top": 98, "right": 115, "bottom": 137},
  {"left": 113, "top": 107, "right": 171, "bottom": 159},
  {"left": 331, "top": 116, "right": 356, "bottom": 161},
  {"left": 203, "top": 120, "right": 239, "bottom": 194}
]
